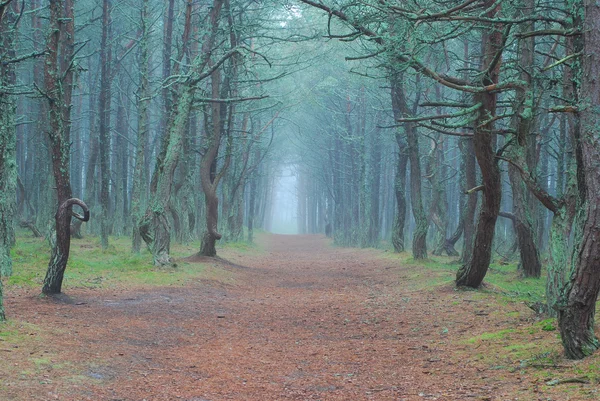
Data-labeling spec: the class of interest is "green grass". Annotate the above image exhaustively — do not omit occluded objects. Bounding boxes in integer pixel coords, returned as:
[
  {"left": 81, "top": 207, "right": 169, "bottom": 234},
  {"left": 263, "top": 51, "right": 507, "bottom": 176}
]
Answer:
[
  {"left": 6, "top": 230, "right": 248, "bottom": 291},
  {"left": 466, "top": 329, "right": 517, "bottom": 343}
]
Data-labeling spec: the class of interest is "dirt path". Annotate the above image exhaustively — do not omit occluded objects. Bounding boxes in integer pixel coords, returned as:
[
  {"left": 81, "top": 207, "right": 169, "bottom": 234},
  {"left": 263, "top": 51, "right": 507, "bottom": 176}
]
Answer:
[{"left": 1, "top": 235, "right": 594, "bottom": 400}]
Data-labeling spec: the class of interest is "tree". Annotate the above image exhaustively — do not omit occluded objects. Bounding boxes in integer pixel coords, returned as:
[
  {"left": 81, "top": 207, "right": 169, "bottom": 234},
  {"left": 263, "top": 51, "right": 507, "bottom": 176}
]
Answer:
[
  {"left": 140, "top": 0, "right": 227, "bottom": 265},
  {"left": 0, "top": 0, "right": 18, "bottom": 319},
  {"left": 42, "top": 0, "right": 90, "bottom": 295},
  {"left": 130, "top": 0, "right": 150, "bottom": 253},
  {"left": 98, "top": 0, "right": 113, "bottom": 250},
  {"left": 557, "top": 0, "right": 600, "bottom": 359}
]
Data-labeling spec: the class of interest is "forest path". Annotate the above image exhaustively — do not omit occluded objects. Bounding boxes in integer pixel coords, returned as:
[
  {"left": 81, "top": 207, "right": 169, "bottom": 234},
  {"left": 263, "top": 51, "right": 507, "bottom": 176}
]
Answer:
[{"left": 2, "top": 234, "right": 570, "bottom": 400}]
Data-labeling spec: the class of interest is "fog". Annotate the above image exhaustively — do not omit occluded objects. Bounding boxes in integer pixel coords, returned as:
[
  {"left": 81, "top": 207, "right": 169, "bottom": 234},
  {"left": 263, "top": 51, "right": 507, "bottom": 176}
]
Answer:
[{"left": 270, "top": 165, "right": 298, "bottom": 235}]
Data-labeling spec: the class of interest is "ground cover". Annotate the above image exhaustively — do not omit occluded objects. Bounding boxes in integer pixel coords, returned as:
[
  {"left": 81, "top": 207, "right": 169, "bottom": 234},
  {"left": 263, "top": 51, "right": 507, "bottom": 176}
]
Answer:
[{"left": 0, "top": 232, "right": 599, "bottom": 400}]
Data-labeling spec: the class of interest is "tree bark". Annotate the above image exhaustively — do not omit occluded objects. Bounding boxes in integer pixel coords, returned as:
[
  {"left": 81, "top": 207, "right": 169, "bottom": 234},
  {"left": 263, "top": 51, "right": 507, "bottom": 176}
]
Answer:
[
  {"left": 508, "top": 160, "right": 541, "bottom": 277},
  {"left": 42, "top": 0, "right": 80, "bottom": 295},
  {"left": 456, "top": 2, "right": 503, "bottom": 287},
  {"left": 142, "top": 0, "right": 224, "bottom": 264},
  {"left": 98, "top": 0, "right": 112, "bottom": 249},
  {"left": 0, "top": 0, "right": 18, "bottom": 319},
  {"left": 42, "top": 199, "right": 90, "bottom": 294},
  {"left": 389, "top": 75, "right": 410, "bottom": 254},
  {"left": 557, "top": 0, "right": 600, "bottom": 359}
]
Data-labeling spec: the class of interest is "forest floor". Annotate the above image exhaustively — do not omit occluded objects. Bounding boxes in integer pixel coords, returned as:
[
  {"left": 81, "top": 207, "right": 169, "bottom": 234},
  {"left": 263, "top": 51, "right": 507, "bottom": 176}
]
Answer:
[{"left": 1, "top": 233, "right": 599, "bottom": 400}]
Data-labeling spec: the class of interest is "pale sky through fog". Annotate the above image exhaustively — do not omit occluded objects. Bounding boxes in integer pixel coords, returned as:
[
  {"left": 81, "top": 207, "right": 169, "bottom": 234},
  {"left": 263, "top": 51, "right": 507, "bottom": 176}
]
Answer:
[{"left": 270, "top": 165, "right": 298, "bottom": 235}]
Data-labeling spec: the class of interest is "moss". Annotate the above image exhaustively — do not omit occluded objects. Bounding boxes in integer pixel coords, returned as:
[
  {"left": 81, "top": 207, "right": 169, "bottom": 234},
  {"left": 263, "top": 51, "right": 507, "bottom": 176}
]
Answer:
[{"left": 466, "top": 329, "right": 516, "bottom": 344}]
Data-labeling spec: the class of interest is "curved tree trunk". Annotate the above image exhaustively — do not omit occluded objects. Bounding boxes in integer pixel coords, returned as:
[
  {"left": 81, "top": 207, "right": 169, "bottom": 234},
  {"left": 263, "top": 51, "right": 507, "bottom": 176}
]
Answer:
[
  {"left": 456, "top": 4, "right": 503, "bottom": 287},
  {"left": 43, "top": 199, "right": 90, "bottom": 294},
  {"left": 42, "top": 0, "right": 80, "bottom": 295}
]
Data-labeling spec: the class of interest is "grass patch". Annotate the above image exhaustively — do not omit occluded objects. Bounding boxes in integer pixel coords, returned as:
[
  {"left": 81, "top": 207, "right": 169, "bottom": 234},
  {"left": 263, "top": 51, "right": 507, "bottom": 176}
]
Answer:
[
  {"left": 466, "top": 329, "right": 516, "bottom": 344},
  {"left": 6, "top": 231, "right": 252, "bottom": 291}
]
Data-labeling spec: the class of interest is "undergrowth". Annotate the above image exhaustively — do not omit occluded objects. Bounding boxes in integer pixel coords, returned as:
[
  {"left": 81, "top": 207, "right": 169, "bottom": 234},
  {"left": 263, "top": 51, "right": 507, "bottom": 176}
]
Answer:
[{"left": 4, "top": 229, "right": 259, "bottom": 291}]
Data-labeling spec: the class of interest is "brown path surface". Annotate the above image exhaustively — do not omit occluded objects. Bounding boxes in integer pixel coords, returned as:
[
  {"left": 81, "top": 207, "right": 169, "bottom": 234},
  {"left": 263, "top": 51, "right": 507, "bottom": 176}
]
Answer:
[{"left": 1, "top": 235, "right": 592, "bottom": 400}]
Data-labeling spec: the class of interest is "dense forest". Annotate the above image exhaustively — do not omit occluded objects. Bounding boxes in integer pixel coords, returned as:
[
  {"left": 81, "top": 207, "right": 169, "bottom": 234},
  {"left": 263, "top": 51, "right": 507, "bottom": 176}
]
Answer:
[{"left": 1, "top": 0, "right": 600, "bottom": 362}]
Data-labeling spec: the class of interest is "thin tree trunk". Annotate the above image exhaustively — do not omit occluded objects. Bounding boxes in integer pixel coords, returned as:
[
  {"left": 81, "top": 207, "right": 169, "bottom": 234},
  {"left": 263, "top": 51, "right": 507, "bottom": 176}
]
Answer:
[{"left": 99, "top": 0, "right": 112, "bottom": 249}]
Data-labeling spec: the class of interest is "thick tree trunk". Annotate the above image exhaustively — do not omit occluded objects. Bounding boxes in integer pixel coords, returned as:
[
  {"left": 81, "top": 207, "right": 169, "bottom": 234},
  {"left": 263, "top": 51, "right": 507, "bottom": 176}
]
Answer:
[
  {"left": 456, "top": 4, "right": 502, "bottom": 287},
  {"left": 558, "top": 0, "right": 600, "bottom": 359}
]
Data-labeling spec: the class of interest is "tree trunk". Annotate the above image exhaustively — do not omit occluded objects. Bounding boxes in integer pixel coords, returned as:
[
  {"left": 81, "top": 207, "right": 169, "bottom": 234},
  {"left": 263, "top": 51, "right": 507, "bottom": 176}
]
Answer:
[
  {"left": 131, "top": 0, "right": 150, "bottom": 253},
  {"left": 390, "top": 76, "right": 409, "bottom": 253},
  {"left": 0, "top": 0, "right": 18, "bottom": 319},
  {"left": 456, "top": 3, "right": 502, "bottom": 287},
  {"left": 43, "top": 199, "right": 90, "bottom": 294},
  {"left": 508, "top": 161, "right": 541, "bottom": 277},
  {"left": 42, "top": 0, "right": 79, "bottom": 295},
  {"left": 392, "top": 149, "right": 408, "bottom": 252},
  {"left": 99, "top": 0, "right": 112, "bottom": 249},
  {"left": 557, "top": 0, "right": 600, "bottom": 359}
]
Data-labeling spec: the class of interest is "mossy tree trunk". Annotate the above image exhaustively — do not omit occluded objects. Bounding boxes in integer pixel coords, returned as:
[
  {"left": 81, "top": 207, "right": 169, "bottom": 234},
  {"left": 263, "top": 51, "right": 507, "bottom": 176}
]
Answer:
[
  {"left": 0, "top": 0, "right": 18, "bottom": 319},
  {"left": 141, "top": 0, "right": 224, "bottom": 264}
]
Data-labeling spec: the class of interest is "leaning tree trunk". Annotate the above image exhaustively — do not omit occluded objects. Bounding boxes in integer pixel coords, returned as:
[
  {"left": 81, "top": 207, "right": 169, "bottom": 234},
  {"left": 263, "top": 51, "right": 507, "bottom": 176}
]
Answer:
[
  {"left": 558, "top": 0, "right": 600, "bottom": 359},
  {"left": 140, "top": 87, "right": 194, "bottom": 265},
  {"left": 456, "top": 5, "right": 503, "bottom": 287},
  {"left": 42, "top": 199, "right": 90, "bottom": 294}
]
